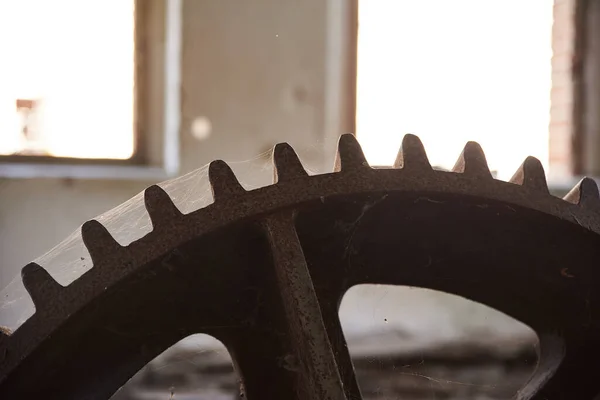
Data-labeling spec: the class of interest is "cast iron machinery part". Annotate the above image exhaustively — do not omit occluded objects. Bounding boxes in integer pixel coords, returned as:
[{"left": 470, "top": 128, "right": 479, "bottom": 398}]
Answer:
[{"left": 1, "top": 134, "right": 600, "bottom": 399}]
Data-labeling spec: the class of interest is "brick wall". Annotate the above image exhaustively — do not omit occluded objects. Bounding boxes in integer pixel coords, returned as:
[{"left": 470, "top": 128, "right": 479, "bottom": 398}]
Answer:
[{"left": 549, "top": 0, "right": 576, "bottom": 179}]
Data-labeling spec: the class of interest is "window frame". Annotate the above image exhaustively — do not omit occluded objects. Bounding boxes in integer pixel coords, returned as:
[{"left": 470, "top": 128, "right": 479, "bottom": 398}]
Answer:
[
  {"left": 571, "top": 0, "right": 600, "bottom": 177},
  {"left": 0, "top": 0, "right": 182, "bottom": 180}
]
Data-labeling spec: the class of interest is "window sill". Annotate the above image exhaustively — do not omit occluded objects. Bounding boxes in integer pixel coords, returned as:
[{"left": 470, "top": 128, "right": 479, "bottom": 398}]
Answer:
[{"left": 0, "top": 163, "right": 173, "bottom": 181}]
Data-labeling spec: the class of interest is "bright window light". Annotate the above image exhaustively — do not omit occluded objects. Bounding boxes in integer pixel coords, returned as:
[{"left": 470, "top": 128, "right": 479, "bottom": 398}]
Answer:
[
  {"left": 0, "top": 0, "right": 135, "bottom": 160},
  {"left": 356, "top": 0, "right": 553, "bottom": 180}
]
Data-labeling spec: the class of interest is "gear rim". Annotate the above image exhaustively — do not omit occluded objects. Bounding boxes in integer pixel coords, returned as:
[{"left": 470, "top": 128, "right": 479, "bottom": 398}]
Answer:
[{"left": 0, "top": 134, "right": 599, "bottom": 399}]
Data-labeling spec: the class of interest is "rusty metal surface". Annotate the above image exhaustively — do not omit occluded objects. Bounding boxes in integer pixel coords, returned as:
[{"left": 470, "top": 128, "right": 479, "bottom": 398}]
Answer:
[{"left": 2, "top": 134, "right": 600, "bottom": 399}]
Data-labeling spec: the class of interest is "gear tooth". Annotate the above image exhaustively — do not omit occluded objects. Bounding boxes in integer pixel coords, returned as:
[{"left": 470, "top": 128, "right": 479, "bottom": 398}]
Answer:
[
  {"left": 564, "top": 177, "right": 600, "bottom": 206},
  {"left": 0, "top": 326, "right": 10, "bottom": 353},
  {"left": 81, "top": 220, "right": 122, "bottom": 265},
  {"left": 509, "top": 156, "right": 549, "bottom": 193},
  {"left": 452, "top": 141, "right": 493, "bottom": 178},
  {"left": 208, "top": 160, "right": 245, "bottom": 201},
  {"left": 394, "top": 134, "right": 432, "bottom": 170},
  {"left": 0, "top": 326, "right": 10, "bottom": 341},
  {"left": 334, "top": 133, "right": 369, "bottom": 172},
  {"left": 144, "top": 185, "right": 182, "bottom": 228},
  {"left": 21, "top": 262, "right": 62, "bottom": 308},
  {"left": 273, "top": 143, "right": 308, "bottom": 183}
]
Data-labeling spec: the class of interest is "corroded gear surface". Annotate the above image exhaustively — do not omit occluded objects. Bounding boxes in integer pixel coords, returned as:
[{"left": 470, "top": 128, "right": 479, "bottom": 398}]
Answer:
[{"left": 1, "top": 134, "right": 600, "bottom": 399}]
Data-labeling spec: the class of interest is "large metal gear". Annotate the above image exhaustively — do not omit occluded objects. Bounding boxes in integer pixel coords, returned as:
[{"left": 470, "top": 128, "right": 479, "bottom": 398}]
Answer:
[{"left": 1, "top": 134, "right": 600, "bottom": 399}]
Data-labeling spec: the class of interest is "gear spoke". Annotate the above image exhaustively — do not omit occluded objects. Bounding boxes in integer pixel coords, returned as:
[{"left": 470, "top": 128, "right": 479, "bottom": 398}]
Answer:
[{"left": 263, "top": 212, "right": 348, "bottom": 400}]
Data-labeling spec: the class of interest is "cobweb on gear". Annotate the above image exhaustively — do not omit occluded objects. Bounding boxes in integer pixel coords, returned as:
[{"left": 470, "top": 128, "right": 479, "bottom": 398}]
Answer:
[{"left": 0, "top": 148, "right": 298, "bottom": 332}]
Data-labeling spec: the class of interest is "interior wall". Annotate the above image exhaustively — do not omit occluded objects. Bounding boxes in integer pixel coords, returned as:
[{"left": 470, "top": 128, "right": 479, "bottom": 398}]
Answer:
[{"left": 0, "top": 0, "right": 353, "bottom": 287}]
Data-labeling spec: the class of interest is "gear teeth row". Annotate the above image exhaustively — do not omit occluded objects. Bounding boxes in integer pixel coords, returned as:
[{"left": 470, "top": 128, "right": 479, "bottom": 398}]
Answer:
[
  {"left": 144, "top": 185, "right": 183, "bottom": 228},
  {"left": 21, "top": 263, "right": 63, "bottom": 310},
  {"left": 81, "top": 220, "right": 123, "bottom": 265},
  {"left": 273, "top": 143, "right": 308, "bottom": 182},
  {"left": 509, "top": 157, "right": 549, "bottom": 194},
  {"left": 564, "top": 177, "right": 600, "bottom": 206},
  {"left": 334, "top": 134, "right": 369, "bottom": 172},
  {"left": 452, "top": 141, "right": 493, "bottom": 178},
  {"left": 12, "top": 134, "right": 595, "bottom": 309},
  {"left": 394, "top": 134, "right": 432, "bottom": 171},
  {"left": 208, "top": 160, "right": 246, "bottom": 201},
  {"left": 283, "top": 133, "right": 599, "bottom": 210}
]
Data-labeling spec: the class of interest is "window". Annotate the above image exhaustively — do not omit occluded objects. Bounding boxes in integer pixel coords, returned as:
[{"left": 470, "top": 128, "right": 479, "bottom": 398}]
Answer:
[
  {"left": 0, "top": 0, "right": 137, "bottom": 162},
  {"left": 570, "top": 0, "right": 600, "bottom": 177},
  {"left": 355, "top": 1, "right": 554, "bottom": 181}
]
